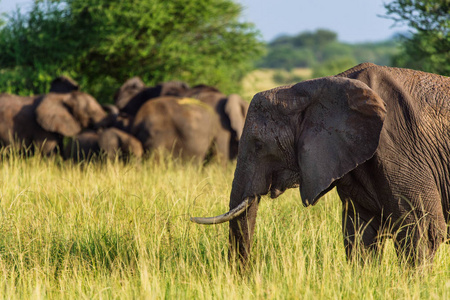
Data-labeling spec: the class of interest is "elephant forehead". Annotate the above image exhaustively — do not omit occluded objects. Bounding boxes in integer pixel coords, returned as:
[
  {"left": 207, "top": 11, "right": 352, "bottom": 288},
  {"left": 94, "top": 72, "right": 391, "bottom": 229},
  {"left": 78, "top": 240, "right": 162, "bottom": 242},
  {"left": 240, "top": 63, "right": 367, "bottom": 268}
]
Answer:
[{"left": 244, "top": 117, "right": 279, "bottom": 140}]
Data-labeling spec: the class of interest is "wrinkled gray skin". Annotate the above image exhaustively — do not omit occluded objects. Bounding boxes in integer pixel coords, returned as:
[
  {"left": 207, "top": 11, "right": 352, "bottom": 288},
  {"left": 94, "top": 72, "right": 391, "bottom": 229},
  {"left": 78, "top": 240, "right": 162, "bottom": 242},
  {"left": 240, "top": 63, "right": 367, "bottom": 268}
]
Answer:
[
  {"left": 114, "top": 77, "right": 190, "bottom": 116},
  {"left": 65, "top": 128, "right": 143, "bottom": 162},
  {"left": 132, "top": 96, "right": 218, "bottom": 163},
  {"left": 184, "top": 85, "right": 249, "bottom": 160},
  {"left": 197, "top": 63, "right": 450, "bottom": 265},
  {"left": 0, "top": 91, "right": 108, "bottom": 155}
]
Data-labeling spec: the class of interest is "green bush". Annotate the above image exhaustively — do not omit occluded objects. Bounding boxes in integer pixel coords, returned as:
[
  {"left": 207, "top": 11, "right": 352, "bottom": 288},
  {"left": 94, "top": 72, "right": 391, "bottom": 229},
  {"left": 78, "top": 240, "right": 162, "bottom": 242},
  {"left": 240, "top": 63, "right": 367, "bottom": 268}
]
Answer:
[{"left": 0, "top": 0, "right": 264, "bottom": 101}]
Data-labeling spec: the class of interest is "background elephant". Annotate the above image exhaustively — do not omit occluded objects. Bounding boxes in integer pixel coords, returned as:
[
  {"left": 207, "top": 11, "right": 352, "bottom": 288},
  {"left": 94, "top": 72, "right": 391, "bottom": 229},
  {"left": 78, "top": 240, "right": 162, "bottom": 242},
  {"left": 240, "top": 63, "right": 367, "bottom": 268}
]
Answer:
[
  {"left": 192, "top": 63, "right": 450, "bottom": 265},
  {"left": 49, "top": 76, "right": 79, "bottom": 93},
  {"left": 184, "top": 85, "right": 248, "bottom": 160},
  {"left": 98, "top": 127, "right": 143, "bottom": 161},
  {"left": 63, "top": 130, "right": 100, "bottom": 161},
  {"left": 0, "top": 94, "right": 58, "bottom": 154},
  {"left": 114, "top": 77, "right": 190, "bottom": 116},
  {"left": 64, "top": 128, "right": 143, "bottom": 162},
  {"left": 0, "top": 91, "right": 109, "bottom": 155},
  {"left": 131, "top": 96, "right": 218, "bottom": 163}
]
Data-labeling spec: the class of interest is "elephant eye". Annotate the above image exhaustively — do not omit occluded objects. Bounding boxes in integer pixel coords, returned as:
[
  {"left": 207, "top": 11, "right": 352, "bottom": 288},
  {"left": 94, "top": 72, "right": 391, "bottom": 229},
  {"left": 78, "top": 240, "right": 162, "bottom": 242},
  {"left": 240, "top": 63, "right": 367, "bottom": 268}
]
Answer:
[{"left": 255, "top": 140, "right": 264, "bottom": 152}]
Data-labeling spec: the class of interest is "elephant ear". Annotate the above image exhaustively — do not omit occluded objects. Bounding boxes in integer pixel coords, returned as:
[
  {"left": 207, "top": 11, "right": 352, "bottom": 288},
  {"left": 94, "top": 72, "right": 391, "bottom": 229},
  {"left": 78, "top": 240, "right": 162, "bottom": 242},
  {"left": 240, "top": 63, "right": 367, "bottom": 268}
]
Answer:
[
  {"left": 225, "top": 94, "right": 248, "bottom": 140},
  {"left": 35, "top": 93, "right": 81, "bottom": 136},
  {"left": 294, "top": 77, "right": 386, "bottom": 206}
]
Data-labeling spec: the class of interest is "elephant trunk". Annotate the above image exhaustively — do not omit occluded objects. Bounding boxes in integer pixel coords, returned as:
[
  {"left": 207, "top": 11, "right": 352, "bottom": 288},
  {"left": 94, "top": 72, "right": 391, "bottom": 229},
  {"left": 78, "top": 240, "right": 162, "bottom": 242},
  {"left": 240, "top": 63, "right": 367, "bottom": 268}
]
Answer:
[
  {"left": 191, "top": 168, "right": 260, "bottom": 263},
  {"left": 229, "top": 195, "right": 259, "bottom": 263}
]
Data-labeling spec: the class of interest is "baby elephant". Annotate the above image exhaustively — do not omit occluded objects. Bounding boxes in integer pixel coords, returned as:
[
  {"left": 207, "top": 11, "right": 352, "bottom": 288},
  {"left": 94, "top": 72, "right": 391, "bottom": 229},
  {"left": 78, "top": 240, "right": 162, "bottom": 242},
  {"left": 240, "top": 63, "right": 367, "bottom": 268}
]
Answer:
[{"left": 65, "top": 128, "right": 143, "bottom": 162}]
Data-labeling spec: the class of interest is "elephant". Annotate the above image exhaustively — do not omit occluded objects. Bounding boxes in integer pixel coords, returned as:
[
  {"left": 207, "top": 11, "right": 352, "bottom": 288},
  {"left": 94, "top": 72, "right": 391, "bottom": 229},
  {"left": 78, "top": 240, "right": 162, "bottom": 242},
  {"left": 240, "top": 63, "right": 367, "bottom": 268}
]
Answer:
[
  {"left": 63, "top": 130, "right": 100, "bottom": 161},
  {"left": 114, "top": 77, "right": 190, "bottom": 116},
  {"left": 0, "top": 91, "right": 109, "bottom": 155},
  {"left": 64, "top": 128, "right": 143, "bottom": 162},
  {"left": 131, "top": 96, "right": 218, "bottom": 163},
  {"left": 191, "top": 63, "right": 450, "bottom": 266},
  {"left": 183, "top": 85, "right": 249, "bottom": 160},
  {"left": 102, "top": 104, "right": 133, "bottom": 132},
  {"left": 49, "top": 76, "right": 79, "bottom": 93},
  {"left": 98, "top": 127, "right": 143, "bottom": 161}
]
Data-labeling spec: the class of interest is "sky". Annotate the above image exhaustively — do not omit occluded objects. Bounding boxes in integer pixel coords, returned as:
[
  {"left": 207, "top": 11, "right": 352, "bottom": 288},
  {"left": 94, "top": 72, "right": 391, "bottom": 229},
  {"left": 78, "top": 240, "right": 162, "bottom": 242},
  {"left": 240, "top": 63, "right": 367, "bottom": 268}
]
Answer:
[{"left": 1, "top": 0, "right": 409, "bottom": 43}]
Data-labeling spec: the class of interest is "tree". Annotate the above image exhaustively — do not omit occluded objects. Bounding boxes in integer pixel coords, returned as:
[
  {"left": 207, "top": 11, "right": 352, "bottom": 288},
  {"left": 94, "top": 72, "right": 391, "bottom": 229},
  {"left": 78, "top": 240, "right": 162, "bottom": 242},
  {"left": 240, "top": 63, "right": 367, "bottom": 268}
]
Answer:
[
  {"left": 0, "top": 0, "right": 264, "bottom": 101},
  {"left": 384, "top": 0, "right": 450, "bottom": 75}
]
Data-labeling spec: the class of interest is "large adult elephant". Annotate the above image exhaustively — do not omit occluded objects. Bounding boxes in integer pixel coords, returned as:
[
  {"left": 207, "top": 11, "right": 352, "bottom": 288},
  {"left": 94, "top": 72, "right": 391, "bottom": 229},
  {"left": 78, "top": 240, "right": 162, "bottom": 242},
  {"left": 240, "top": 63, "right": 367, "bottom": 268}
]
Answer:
[
  {"left": 114, "top": 77, "right": 190, "bottom": 116},
  {"left": 131, "top": 96, "right": 218, "bottom": 163},
  {"left": 184, "top": 85, "right": 249, "bottom": 160},
  {"left": 0, "top": 91, "right": 109, "bottom": 155},
  {"left": 192, "top": 63, "right": 450, "bottom": 265}
]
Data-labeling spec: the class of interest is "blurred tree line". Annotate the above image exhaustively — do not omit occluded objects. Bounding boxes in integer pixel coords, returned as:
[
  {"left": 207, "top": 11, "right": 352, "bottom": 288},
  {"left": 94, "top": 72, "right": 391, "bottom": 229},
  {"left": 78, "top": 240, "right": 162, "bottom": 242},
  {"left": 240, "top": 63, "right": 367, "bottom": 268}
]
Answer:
[
  {"left": 257, "top": 29, "right": 401, "bottom": 79},
  {"left": 0, "top": 0, "right": 264, "bottom": 102},
  {"left": 0, "top": 0, "right": 447, "bottom": 101},
  {"left": 384, "top": 0, "right": 449, "bottom": 76},
  {"left": 259, "top": 0, "right": 449, "bottom": 79}
]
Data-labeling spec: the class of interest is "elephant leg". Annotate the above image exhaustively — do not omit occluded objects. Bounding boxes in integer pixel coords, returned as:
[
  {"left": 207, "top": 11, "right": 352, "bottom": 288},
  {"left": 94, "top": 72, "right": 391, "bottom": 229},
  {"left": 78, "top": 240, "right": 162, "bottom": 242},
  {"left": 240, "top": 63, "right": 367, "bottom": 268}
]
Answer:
[
  {"left": 341, "top": 199, "right": 381, "bottom": 262},
  {"left": 393, "top": 211, "right": 446, "bottom": 265}
]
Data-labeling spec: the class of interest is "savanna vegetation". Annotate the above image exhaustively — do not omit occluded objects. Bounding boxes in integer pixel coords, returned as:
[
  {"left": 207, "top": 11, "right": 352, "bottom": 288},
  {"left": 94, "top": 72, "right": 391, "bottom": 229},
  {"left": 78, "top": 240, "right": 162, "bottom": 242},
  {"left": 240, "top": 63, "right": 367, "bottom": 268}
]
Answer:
[
  {"left": 0, "top": 0, "right": 264, "bottom": 101},
  {"left": 0, "top": 0, "right": 449, "bottom": 298},
  {"left": 1, "top": 154, "right": 450, "bottom": 299},
  {"left": 257, "top": 29, "right": 400, "bottom": 78},
  {"left": 384, "top": 0, "right": 450, "bottom": 76}
]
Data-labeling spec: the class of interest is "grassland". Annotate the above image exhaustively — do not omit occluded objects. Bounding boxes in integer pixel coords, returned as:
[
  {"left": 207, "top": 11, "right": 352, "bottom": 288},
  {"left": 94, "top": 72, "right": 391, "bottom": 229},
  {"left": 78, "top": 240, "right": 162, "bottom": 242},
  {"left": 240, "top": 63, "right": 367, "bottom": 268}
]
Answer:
[
  {"left": 0, "top": 154, "right": 450, "bottom": 299},
  {"left": 0, "top": 71, "right": 449, "bottom": 298},
  {"left": 240, "top": 68, "right": 312, "bottom": 100}
]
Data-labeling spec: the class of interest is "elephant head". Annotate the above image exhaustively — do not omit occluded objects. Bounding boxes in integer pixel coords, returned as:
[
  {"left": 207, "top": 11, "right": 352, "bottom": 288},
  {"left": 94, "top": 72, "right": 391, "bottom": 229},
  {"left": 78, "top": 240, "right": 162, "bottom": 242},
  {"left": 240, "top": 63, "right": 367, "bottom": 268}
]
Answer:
[
  {"left": 49, "top": 76, "right": 80, "bottom": 93},
  {"left": 35, "top": 91, "right": 108, "bottom": 137},
  {"left": 114, "top": 76, "right": 146, "bottom": 111},
  {"left": 114, "top": 77, "right": 190, "bottom": 115},
  {"left": 191, "top": 76, "right": 386, "bottom": 262}
]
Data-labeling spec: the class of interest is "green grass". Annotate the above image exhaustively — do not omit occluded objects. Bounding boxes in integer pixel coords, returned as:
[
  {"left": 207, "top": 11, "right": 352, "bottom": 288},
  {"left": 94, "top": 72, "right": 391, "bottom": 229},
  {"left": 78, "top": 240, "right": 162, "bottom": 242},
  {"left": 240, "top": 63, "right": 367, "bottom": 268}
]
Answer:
[{"left": 0, "top": 155, "right": 450, "bottom": 299}]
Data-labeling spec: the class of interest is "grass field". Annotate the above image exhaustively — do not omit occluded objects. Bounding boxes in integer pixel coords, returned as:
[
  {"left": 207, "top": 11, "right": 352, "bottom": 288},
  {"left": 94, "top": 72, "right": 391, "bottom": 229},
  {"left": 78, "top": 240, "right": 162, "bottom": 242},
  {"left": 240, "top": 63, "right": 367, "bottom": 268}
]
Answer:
[
  {"left": 1, "top": 154, "right": 450, "bottom": 299},
  {"left": 240, "top": 68, "right": 312, "bottom": 101}
]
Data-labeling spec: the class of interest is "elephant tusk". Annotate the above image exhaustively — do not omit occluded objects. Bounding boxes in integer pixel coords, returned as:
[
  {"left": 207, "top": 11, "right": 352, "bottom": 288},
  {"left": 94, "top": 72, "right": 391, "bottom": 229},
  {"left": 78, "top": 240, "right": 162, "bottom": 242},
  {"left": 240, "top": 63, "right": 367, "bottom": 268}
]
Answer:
[{"left": 190, "top": 197, "right": 256, "bottom": 225}]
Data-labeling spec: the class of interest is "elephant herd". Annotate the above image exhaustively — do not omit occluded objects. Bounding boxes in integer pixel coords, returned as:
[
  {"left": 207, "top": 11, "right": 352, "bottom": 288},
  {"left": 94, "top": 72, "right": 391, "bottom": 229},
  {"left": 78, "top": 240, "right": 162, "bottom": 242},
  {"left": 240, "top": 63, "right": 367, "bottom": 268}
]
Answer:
[{"left": 0, "top": 76, "right": 248, "bottom": 164}]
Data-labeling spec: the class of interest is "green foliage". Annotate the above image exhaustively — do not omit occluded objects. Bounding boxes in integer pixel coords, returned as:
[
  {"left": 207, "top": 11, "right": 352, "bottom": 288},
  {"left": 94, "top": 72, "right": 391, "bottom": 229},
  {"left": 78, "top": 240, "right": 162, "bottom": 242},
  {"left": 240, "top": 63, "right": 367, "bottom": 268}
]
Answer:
[
  {"left": 258, "top": 29, "right": 400, "bottom": 78},
  {"left": 384, "top": 0, "right": 450, "bottom": 75},
  {"left": 0, "top": 0, "right": 264, "bottom": 101},
  {"left": 312, "top": 57, "right": 358, "bottom": 78},
  {"left": 272, "top": 70, "right": 308, "bottom": 85}
]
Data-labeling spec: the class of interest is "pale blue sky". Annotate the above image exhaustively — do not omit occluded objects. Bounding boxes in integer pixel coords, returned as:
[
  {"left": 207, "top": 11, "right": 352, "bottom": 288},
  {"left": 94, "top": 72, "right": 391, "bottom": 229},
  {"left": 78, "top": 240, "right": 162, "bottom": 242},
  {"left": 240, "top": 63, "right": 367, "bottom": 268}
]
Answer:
[
  {"left": 1, "top": 0, "right": 409, "bottom": 43},
  {"left": 237, "top": 0, "right": 409, "bottom": 42}
]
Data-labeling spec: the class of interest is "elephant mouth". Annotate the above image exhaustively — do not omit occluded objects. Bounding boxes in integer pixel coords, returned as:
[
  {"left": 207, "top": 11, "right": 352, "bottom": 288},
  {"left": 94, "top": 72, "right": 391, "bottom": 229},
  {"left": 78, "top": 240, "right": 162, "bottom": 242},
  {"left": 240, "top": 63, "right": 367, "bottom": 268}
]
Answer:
[
  {"left": 270, "top": 187, "right": 284, "bottom": 198},
  {"left": 269, "top": 170, "right": 300, "bottom": 199}
]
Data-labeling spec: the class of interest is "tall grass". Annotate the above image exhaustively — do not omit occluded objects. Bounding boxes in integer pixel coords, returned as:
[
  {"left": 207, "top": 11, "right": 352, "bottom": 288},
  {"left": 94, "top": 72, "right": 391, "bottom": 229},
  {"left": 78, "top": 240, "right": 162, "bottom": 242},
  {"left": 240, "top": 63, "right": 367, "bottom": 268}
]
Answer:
[{"left": 0, "top": 155, "right": 449, "bottom": 298}]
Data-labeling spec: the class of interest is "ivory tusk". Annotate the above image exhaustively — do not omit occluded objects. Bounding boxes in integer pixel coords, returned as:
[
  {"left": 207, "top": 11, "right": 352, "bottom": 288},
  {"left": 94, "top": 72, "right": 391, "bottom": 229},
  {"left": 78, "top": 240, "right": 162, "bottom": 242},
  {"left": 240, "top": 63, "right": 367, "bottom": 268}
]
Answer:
[{"left": 190, "top": 197, "right": 256, "bottom": 225}]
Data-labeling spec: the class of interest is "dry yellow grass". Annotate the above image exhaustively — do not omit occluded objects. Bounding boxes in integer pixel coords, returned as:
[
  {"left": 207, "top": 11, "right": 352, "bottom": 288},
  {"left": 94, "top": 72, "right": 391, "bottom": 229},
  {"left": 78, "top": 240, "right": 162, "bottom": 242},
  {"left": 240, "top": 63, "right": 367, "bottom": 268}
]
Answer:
[
  {"left": 241, "top": 68, "right": 312, "bottom": 101},
  {"left": 1, "top": 155, "right": 450, "bottom": 299}
]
